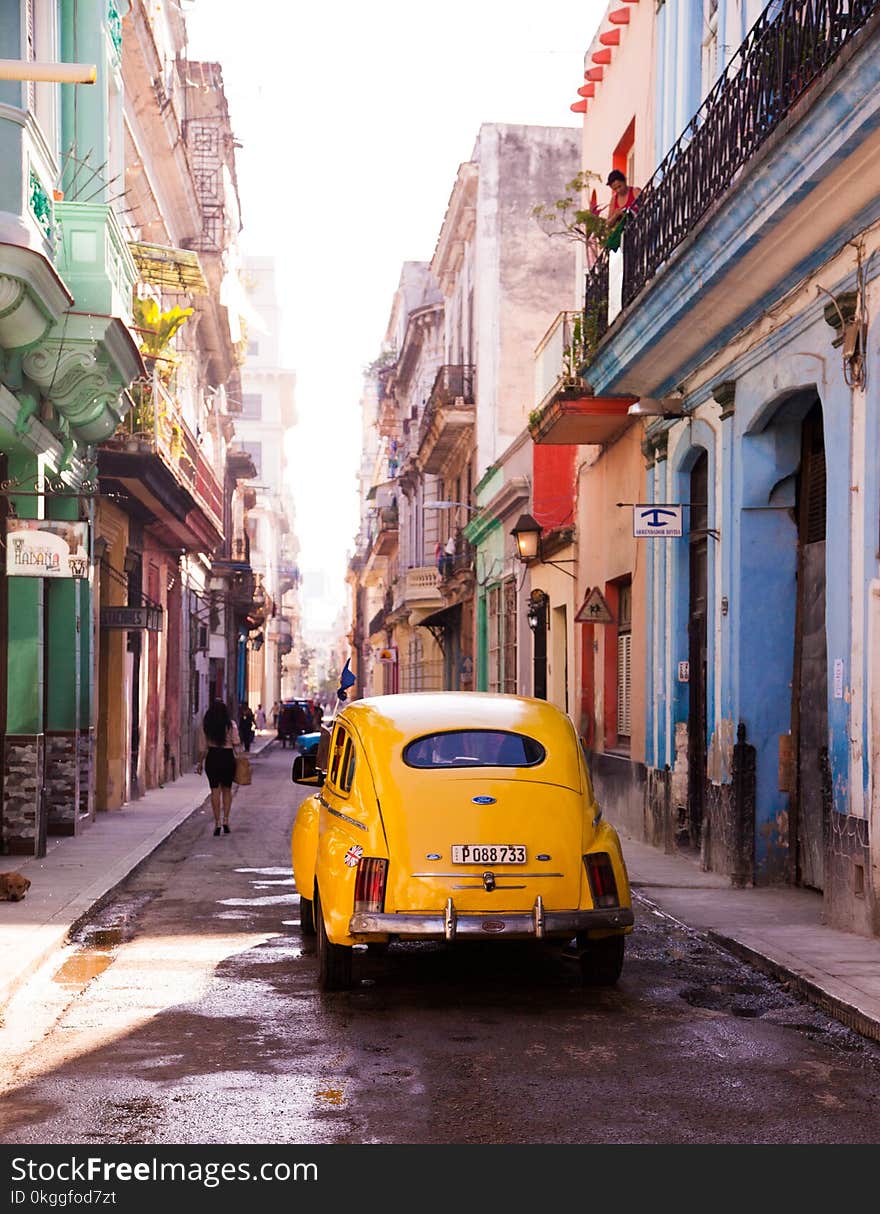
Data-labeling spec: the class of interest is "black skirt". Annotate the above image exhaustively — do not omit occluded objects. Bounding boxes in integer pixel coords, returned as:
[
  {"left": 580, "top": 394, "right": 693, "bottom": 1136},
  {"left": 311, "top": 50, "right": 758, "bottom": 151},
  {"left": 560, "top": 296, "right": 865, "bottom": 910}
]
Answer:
[{"left": 205, "top": 746, "right": 236, "bottom": 789}]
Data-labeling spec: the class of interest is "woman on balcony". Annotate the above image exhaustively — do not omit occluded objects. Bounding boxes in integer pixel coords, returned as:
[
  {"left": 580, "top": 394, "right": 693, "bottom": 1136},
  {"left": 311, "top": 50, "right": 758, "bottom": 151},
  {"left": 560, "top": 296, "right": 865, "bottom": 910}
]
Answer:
[{"left": 605, "top": 170, "right": 641, "bottom": 251}]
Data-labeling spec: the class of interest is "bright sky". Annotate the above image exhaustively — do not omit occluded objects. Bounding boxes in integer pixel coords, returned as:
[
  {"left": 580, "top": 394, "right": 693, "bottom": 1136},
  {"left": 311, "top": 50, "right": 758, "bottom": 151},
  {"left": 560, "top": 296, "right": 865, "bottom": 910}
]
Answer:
[{"left": 185, "top": 0, "right": 605, "bottom": 635}]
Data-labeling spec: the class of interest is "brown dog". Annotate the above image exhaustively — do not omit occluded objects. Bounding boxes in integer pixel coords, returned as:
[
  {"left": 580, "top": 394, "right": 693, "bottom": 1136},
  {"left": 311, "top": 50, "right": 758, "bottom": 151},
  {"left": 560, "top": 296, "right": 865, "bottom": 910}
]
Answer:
[{"left": 0, "top": 871, "right": 31, "bottom": 901}]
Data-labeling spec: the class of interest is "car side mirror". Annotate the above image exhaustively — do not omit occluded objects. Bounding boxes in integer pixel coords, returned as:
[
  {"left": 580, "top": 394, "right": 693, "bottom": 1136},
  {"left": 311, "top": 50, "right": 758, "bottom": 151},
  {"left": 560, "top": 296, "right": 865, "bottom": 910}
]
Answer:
[{"left": 292, "top": 753, "right": 324, "bottom": 786}]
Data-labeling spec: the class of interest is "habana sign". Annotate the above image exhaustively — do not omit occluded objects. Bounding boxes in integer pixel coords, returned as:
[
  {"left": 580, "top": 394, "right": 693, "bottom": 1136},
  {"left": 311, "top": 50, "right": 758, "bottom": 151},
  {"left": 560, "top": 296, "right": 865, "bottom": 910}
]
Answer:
[{"left": 5, "top": 520, "right": 90, "bottom": 579}]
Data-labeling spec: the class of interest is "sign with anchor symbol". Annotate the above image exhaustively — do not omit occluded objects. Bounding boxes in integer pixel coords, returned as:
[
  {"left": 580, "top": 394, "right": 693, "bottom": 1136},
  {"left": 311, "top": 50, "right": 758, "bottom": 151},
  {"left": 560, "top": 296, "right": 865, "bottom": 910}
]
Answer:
[{"left": 633, "top": 503, "right": 683, "bottom": 538}]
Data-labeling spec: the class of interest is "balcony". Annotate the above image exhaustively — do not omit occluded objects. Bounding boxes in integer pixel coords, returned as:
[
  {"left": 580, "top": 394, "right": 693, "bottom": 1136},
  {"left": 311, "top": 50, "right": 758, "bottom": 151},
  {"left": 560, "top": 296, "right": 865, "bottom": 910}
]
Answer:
[
  {"left": 530, "top": 311, "right": 638, "bottom": 445},
  {"left": 392, "top": 565, "right": 444, "bottom": 617},
  {"left": 437, "top": 534, "right": 475, "bottom": 604},
  {"left": 417, "top": 364, "right": 476, "bottom": 475},
  {"left": 99, "top": 378, "right": 224, "bottom": 550},
  {"left": 372, "top": 506, "right": 399, "bottom": 557},
  {"left": 581, "top": 0, "right": 880, "bottom": 398}
]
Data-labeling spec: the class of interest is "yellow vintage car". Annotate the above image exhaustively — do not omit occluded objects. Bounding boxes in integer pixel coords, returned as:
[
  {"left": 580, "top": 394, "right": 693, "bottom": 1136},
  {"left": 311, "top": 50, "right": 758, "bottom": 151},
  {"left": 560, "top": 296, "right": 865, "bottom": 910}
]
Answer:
[{"left": 290, "top": 692, "right": 634, "bottom": 991}]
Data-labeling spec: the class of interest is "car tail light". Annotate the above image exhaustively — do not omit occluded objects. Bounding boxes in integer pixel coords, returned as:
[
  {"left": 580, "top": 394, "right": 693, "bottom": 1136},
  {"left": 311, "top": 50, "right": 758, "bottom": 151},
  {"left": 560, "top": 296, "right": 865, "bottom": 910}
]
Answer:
[
  {"left": 583, "top": 852, "right": 620, "bottom": 908},
  {"left": 354, "top": 857, "right": 388, "bottom": 913}
]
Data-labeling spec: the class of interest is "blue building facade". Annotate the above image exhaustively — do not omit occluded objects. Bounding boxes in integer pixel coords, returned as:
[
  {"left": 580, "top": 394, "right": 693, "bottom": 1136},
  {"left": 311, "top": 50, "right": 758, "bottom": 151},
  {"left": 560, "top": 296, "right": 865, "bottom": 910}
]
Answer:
[{"left": 581, "top": 0, "right": 880, "bottom": 935}]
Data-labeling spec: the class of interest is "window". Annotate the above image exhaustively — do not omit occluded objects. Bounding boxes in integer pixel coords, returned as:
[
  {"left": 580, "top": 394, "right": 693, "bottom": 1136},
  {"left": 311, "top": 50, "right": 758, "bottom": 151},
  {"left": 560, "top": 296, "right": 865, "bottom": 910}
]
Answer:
[
  {"left": 404, "top": 730, "right": 545, "bottom": 769},
  {"left": 247, "top": 340, "right": 259, "bottom": 356},
  {"left": 241, "top": 393, "right": 263, "bottom": 419},
  {"left": 328, "top": 726, "right": 346, "bottom": 786},
  {"left": 487, "top": 578, "right": 517, "bottom": 694},
  {"left": 327, "top": 726, "right": 356, "bottom": 794},
  {"left": 616, "top": 580, "right": 633, "bottom": 742},
  {"left": 241, "top": 441, "right": 262, "bottom": 477}
]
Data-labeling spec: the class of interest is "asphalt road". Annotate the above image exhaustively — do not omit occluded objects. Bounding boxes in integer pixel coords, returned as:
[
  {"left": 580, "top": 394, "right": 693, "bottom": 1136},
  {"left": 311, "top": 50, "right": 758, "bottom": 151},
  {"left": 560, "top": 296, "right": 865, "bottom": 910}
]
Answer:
[{"left": 1, "top": 744, "right": 880, "bottom": 1145}]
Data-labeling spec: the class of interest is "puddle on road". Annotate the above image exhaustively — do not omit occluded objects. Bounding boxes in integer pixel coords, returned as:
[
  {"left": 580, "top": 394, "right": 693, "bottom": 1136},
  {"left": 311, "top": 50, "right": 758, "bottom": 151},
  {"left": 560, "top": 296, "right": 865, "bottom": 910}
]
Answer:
[
  {"left": 52, "top": 951, "right": 115, "bottom": 988},
  {"left": 218, "top": 894, "right": 298, "bottom": 907},
  {"left": 234, "top": 867, "right": 292, "bottom": 877}
]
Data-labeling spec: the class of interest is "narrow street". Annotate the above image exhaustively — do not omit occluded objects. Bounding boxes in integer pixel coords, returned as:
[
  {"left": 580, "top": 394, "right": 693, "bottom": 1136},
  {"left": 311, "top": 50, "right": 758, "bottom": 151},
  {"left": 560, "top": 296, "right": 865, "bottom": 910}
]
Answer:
[{"left": 1, "top": 745, "right": 879, "bottom": 1146}]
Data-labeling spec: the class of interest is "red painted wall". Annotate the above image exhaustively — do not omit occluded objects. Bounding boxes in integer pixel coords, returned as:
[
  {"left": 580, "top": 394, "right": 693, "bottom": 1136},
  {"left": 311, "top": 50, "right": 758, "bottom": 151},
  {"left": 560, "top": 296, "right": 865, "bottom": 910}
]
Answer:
[{"left": 533, "top": 445, "right": 576, "bottom": 531}]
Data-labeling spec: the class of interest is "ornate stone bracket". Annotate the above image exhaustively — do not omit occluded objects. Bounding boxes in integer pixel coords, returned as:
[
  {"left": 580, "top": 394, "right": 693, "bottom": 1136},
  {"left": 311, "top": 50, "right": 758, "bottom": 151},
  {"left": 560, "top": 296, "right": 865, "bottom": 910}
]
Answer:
[
  {"left": 20, "top": 312, "right": 143, "bottom": 448},
  {"left": 712, "top": 379, "right": 737, "bottom": 420}
]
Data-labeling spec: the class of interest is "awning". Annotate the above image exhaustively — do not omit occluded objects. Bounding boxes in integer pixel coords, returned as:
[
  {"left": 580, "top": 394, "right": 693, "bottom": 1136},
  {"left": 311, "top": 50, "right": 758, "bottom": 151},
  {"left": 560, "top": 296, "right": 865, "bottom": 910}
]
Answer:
[{"left": 128, "top": 241, "right": 209, "bottom": 295}]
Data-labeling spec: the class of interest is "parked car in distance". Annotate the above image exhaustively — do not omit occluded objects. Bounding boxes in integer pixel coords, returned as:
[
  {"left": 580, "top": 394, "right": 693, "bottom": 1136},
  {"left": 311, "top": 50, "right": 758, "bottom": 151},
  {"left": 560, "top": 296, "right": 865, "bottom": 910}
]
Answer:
[
  {"left": 277, "top": 699, "right": 314, "bottom": 749},
  {"left": 291, "top": 692, "right": 634, "bottom": 990}
]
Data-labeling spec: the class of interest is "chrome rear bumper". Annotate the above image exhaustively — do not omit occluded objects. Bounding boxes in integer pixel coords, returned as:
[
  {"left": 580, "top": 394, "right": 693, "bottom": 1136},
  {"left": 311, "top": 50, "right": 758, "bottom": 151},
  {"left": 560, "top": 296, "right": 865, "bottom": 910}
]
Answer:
[{"left": 349, "top": 896, "right": 634, "bottom": 941}]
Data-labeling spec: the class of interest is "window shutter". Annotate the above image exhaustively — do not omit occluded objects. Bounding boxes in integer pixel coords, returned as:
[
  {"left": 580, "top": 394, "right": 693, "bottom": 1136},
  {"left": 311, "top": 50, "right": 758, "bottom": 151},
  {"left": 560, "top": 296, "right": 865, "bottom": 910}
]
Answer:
[{"left": 617, "top": 631, "right": 632, "bottom": 737}]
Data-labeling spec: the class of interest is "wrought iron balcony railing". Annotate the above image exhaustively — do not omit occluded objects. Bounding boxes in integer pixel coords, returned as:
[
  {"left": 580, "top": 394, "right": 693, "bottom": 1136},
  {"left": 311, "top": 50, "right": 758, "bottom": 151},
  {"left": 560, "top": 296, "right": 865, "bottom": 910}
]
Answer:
[
  {"left": 583, "top": 0, "right": 879, "bottom": 350},
  {"left": 418, "top": 364, "right": 476, "bottom": 449}
]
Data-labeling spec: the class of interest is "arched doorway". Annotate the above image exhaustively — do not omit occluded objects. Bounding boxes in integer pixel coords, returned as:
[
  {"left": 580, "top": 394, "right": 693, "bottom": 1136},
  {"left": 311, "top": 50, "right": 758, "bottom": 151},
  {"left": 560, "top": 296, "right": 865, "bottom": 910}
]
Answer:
[{"left": 792, "top": 401, "right": 828, "bottom": 890}]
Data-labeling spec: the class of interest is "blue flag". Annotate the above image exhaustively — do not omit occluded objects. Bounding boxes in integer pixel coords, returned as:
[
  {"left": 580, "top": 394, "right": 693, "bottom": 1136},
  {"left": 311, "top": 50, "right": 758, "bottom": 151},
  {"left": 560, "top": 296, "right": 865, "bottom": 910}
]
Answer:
[{"left": 337, "top": 657, "right": 356, "bottom": 702}]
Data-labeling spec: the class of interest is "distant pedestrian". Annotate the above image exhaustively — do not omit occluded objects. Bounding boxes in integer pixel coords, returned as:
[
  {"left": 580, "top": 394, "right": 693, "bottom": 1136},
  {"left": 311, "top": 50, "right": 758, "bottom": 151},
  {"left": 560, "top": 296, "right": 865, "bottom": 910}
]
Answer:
[
  {"left": 255, "top": 704, "right": 267, "bottom": 731},
  {"left": 196, "top": 699, "right": 241, "bottom": 835},
  {"left": 271, "top": 701, "right": 280, "bottom": 730},
  {"left": 238, "top": 702, "right": 255, "bottom": 752}
]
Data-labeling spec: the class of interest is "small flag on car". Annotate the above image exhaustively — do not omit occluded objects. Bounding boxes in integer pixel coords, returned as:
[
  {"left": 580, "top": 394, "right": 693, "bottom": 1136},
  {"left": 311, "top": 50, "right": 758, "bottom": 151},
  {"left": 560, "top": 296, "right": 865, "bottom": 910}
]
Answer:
[{"left": 337, "top": 657, "right": 356, "bottom": 703}]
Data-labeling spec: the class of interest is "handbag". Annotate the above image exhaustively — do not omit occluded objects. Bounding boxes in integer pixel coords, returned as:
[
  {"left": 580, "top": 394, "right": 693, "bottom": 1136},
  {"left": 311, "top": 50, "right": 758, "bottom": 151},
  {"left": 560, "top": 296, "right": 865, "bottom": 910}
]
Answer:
[{"left": 234, "top": 753, "right": 252, "bottom": 786}]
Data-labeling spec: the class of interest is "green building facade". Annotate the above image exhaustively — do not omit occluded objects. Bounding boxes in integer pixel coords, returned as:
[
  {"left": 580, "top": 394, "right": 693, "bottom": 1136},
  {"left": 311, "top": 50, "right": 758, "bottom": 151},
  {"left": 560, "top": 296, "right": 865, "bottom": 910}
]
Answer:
[{"left": 0, "top": 0, "right": 140, "bottom": 853}]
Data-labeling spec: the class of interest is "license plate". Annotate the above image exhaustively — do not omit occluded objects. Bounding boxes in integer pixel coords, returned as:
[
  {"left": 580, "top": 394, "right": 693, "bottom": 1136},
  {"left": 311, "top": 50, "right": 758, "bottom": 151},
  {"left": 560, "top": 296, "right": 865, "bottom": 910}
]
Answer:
[{"left": 451, "top": 844, "right": 527, "bottom": 865}]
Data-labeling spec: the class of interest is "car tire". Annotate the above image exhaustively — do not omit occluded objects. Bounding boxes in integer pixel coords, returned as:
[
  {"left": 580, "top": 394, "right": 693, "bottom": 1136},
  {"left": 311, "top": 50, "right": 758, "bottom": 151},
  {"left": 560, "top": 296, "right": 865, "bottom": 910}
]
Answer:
[
  {"left": 578, "top": 933, "right": 625, "bottom": 987},
  {"left": 299, "top": 893, "right": 316, "bottom": 937},
  {"left": 315, "top": 889, "right": 353, "bottom": 991}
]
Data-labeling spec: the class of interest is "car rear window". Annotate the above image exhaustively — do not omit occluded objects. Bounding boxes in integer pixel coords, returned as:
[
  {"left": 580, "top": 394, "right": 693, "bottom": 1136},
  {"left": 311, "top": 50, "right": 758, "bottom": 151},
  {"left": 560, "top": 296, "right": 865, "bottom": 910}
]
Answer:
[{"left": 403, "top": 730, "right": 545, "bottom": 769}]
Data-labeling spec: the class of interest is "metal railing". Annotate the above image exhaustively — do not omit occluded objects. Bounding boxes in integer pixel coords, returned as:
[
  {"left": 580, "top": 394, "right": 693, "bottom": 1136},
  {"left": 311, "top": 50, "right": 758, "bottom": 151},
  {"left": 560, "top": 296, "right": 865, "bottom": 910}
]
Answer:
[
  {"left": 534, "top": 311, "right": 588, "bottom": 409},
  {"left": 418, "top": 364, "right": 476, "bottom": 449},
  {"left": 112, "top": 377, "right": 224, "bottom": 531},
  {"left": 583, "top": 0, "right": 879, "bottom": 345}
]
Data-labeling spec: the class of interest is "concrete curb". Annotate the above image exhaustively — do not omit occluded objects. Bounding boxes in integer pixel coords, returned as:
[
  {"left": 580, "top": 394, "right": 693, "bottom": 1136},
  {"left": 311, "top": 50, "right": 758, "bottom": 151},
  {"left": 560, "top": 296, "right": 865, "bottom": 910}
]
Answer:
[{"left": 707, "top": 931, "right": 880, "bottom": 1046}]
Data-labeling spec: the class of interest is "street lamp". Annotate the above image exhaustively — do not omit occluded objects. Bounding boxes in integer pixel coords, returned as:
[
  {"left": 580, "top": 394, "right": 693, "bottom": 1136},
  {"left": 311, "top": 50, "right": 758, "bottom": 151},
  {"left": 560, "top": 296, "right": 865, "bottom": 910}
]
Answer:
[
  {"left": 510, "top": 513, "right": 575, "bottom": 578},
  {"left": 511, "top": 513, "right": 541, "bottom": 561},
  {"left": 424, "top": 500, "right": 479, "bottom": 512}
]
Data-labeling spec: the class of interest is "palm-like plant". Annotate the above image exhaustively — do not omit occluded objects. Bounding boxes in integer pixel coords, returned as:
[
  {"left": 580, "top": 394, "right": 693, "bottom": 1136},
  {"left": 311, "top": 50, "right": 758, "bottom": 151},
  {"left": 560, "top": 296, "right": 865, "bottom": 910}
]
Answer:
[{"left": 132, "top": 297, "right": 194, "bottom": 371}]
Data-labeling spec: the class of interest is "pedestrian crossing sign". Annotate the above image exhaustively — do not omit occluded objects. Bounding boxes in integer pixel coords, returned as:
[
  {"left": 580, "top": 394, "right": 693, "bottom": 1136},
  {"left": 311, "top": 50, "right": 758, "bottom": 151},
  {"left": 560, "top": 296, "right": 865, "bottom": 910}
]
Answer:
[{"left": 575, "top": 586, "right": 614, "bottom": 624}]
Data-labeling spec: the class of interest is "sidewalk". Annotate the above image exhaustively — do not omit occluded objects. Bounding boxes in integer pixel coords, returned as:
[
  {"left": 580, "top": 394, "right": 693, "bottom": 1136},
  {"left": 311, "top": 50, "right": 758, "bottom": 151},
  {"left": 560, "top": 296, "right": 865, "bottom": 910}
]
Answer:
[
  {"left": 0, "top": 731, "right": 276, "bottom": 1017},
  {"left": 1, "top": 751, "right": 880, "bottom": 1044}
]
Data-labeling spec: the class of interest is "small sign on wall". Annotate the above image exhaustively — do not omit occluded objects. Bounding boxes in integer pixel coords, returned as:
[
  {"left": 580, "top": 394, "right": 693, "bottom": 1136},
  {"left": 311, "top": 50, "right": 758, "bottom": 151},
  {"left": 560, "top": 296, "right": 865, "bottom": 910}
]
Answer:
[
  {"left": 677, "top": 661, "right": 690, "bottom": 683},
  {"left": 833, "top": 658, "right": 845, "bottom": 699}
]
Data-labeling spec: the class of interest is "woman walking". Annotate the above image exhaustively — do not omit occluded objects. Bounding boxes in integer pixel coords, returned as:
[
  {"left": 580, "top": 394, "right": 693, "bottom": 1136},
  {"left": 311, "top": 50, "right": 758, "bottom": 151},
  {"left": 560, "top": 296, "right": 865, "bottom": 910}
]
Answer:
[{"left": 196, "top": 699, "right": 241, "bottom": 835}]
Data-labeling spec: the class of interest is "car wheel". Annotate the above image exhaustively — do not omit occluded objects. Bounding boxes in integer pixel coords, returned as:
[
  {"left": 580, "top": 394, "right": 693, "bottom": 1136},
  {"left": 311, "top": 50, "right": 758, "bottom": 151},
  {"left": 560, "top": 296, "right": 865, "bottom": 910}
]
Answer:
[
  {"left": 299, "top": 893, "right": 316, "bottom": 937},
  {"left": 578, "top": 933, "right": 625, "bottom": 987},
  {"left": 315, "top": 889, "right": 353, "bottom": 991}
]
